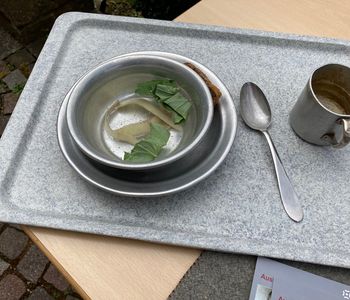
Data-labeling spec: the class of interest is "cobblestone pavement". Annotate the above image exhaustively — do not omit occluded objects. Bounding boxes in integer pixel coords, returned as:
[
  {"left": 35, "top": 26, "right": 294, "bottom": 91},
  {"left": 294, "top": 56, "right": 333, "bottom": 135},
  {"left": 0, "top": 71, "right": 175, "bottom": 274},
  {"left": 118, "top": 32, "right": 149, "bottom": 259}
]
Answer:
[
  {"left": 0, "top": 224, "right": 81, "bottom": 299},
  {"left": 0, "top": 28, "right": 82, "bottom": 300}
]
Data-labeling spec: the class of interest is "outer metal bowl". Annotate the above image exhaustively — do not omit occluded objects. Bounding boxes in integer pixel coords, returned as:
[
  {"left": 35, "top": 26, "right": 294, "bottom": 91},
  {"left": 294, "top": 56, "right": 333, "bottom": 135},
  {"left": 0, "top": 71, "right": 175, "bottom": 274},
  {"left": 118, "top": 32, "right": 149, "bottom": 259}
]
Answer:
[
  {"left": 66, "top": 54, "right": 213, "bottom": 170},
  {"left": 57, "top": 51, "right": 237, "bottom": 197}
]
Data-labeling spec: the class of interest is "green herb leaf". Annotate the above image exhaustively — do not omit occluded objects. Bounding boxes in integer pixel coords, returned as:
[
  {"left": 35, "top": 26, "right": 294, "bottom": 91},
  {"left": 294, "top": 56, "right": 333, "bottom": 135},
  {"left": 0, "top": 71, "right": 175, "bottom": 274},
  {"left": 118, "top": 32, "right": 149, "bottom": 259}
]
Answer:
[
  {"left": 172, "top": 112, "right": 184, "bottom": 124},
  {"left": 154, "top": 84, "right": 179, "bottom": 101},
  {"left": 124, "top": 150, "right": 154, "bottom": 162},
  {"left": 134, "top": 79, "right": 192, "bottom": 125},
  {"left": 163, "top": 92, "right": 192, "bottom": 122},
  {"left": 135, "top": 80, "right": 176, "bottom": 97},
  {"left": 124, "top": 123, "right": 170, "bottom": 163}
]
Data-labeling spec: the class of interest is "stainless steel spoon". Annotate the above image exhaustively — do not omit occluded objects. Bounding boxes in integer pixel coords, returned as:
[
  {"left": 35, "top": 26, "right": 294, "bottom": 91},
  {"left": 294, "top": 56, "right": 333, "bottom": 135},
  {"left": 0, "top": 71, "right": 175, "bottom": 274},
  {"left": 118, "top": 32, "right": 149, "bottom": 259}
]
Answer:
[{"left": 240, "top": 82, "right": 303, "bottom": 222}]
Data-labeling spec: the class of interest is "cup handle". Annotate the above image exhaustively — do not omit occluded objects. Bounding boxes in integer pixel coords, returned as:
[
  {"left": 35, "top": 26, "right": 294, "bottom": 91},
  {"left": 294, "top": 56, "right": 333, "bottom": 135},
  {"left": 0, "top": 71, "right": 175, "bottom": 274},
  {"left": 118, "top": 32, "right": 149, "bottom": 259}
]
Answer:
[{"left": 334, "top": 119, "right": 350, "bottom": 148}]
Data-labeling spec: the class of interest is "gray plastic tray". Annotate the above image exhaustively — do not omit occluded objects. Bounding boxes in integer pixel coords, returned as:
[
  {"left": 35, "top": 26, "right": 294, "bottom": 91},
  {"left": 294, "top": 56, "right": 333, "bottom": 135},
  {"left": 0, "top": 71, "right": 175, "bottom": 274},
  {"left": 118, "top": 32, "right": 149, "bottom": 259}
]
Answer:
[{"left": 1, "top": 12, "right": 350, "bottom": 268}]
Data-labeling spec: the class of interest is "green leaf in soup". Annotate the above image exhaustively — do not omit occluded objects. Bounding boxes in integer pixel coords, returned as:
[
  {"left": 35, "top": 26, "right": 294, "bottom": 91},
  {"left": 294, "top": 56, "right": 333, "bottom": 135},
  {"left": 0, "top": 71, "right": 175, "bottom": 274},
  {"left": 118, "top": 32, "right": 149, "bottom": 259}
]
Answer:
[
  {"left": 163, "top": 92, "right": 192, "bottom": 121},
  {"left": 124, "top": 150, "right": 154, "bottom": 163},
  {"left": 135, "top": 80, "right": 176, "bottom": 97},
  {"left": 154, "top": 84, "right": 179, "bottom": 101},
  {"left": 124, "top": 123, "right": 170, "bottom": 163},
  {"left": 172, "top": 112, "right": 184, "bottom": 124},
  {"left": 145, "top": 122, "right": 170, "bottom": 147}
]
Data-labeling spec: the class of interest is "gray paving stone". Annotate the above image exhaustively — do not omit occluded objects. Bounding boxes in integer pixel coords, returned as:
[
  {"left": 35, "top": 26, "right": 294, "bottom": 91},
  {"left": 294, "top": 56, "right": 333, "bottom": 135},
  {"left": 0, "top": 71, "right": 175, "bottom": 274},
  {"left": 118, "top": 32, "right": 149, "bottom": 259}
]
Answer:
[
  {"left": 20, "top": 62, "right": 34, "bottom": 78},
  {"left": 8, "top": 224, "right": 22, "bottom": 231},
  {"left": 0, "top": 29, "right": 21, "bottom": 60},
  {"left": 26, "top": 37, "right": 46, "bottom": 58},
  {"left": 27, "top": 287, "right": 53, "bottom": 300},
  {"left": 0, "top": 274, "right": 26, "bottom": 300},
  {"left": 5, "top": 48, "right": 35, "bottom": 68},
  {"left": 0, "top": 227, "right": 28, "bottom": 260},
  {"left": 2, "top": 93, "right": 19, "bottom": 115},
  {"left": 0, "top": 115, "right": 10, "bottom": 137},
  {"left": 94, "top": 0, "right": 103, "bottom": 10},
  {"left": 2, "top": 69, "right": 27, "bottom": 90},
  {"left": 0, "top": 259, "right": 9, "bottom": 276},
  {"left": 66, "top": 296, "right": 80, "bottom": 300},
  {"left": 0, "top": 81, "right": 9, "bottom": 94},
  {"left": 0, "top": 61, "right": 10, "bottom": 79},
  {"left": 0, "top": 0, "right": 59, "bottom": 27},
  {"left": 170, "top": 252, "right": 255, "bottom": 300},
  {"left": 17, "top": 244, "right": 49, "bottom": 283},
  {"left": 43, "top": 264, "right": 69, "bottom": 291}
]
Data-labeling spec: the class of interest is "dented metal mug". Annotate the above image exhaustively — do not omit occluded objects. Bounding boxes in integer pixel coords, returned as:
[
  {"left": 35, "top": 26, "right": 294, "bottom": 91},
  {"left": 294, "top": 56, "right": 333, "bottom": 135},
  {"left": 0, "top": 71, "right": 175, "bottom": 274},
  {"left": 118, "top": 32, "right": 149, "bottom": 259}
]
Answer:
[{"left": 290, "top": 64, "right": 350, "bottom": 147}]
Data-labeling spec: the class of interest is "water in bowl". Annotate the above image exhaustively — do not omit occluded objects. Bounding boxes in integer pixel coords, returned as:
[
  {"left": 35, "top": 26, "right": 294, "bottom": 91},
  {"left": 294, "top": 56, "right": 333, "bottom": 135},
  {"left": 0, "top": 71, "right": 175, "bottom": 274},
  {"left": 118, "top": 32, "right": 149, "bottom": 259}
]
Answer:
[{"left": 101, "top": 94, "right": 197, "bottom": 161}]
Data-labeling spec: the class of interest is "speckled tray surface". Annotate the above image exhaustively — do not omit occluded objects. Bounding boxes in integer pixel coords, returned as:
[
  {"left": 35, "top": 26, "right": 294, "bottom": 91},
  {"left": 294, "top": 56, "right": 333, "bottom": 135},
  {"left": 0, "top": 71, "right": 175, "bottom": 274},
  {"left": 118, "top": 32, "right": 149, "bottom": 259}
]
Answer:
[{"left": 1, "top": 12, "right": 350, "bottom": 268}]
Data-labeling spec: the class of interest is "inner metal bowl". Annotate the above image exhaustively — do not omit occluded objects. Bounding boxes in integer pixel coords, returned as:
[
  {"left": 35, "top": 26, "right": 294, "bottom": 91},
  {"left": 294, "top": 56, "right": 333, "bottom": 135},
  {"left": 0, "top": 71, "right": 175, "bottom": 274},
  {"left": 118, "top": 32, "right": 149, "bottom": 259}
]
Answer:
[{"left": 66, "top": 54, "right": 213, "bottom": 170}]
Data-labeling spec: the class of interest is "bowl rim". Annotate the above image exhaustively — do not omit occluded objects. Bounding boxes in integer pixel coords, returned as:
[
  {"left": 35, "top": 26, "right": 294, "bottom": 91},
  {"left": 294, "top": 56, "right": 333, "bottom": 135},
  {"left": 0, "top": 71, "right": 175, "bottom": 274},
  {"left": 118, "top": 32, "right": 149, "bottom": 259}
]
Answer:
[{"left": 65, "top": 53, "right": 214, "bottom": 170}]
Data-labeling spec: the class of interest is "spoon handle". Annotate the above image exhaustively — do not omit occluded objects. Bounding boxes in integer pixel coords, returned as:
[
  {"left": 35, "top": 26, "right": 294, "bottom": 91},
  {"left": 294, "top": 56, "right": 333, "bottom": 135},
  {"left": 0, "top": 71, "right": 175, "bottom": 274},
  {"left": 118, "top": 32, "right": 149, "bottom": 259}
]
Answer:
[{"left": 262, "top": 131, "right": 303, "bottom": 222}]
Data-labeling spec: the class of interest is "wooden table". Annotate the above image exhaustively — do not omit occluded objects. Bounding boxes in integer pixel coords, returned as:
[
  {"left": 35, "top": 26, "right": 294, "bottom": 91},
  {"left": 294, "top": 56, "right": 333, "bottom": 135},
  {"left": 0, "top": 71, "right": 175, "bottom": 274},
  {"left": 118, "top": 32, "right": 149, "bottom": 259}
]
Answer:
[{"left": 23, "top": 1, "right": 350, "bottom": 299}]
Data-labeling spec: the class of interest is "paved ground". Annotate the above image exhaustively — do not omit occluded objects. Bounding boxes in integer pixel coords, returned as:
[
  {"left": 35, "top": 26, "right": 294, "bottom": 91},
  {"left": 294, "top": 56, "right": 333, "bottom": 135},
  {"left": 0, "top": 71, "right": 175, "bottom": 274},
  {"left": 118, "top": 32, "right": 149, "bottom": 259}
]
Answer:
[
  {"left": 0, "top": 29, "right": 82, "bottom": 300},
  {"left": 0, "top": 2, "right": 201, "bottom": 298}
]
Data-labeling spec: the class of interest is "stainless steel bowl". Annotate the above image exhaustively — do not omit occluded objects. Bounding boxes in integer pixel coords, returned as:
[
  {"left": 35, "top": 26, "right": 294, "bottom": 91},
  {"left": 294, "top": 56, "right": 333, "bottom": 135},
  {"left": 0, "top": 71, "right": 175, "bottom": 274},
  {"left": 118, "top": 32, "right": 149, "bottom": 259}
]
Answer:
[{"left": 66, "top": 54, "right": 213, "bottom": 170}]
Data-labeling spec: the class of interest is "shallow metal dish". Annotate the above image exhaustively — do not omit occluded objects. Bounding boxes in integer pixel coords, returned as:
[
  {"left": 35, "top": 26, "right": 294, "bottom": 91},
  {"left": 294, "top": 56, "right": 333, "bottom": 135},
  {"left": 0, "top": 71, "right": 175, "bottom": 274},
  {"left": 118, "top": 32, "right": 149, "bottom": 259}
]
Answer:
[
  {"left": 66, "top": 54, "right": 213, "bottom": 170},
  {"left": 57, "top": 52, "right": 237, "bottom": 196}
]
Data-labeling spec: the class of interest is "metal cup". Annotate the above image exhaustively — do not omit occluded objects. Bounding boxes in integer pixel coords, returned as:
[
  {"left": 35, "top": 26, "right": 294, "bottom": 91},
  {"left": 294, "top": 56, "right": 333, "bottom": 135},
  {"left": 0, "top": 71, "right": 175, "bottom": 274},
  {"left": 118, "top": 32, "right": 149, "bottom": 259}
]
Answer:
[{"left": 290, "top": 64, "right": 350, "bottom": 147}]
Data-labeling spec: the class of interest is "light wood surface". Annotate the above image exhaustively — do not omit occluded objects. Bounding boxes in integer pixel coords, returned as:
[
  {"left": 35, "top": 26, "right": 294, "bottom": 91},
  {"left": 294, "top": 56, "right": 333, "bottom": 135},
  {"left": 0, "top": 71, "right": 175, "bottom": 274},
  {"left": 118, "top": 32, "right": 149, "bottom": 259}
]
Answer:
[
  {"left": 177, "top": 0, "right": 350, "bottom": 40},
  {"left": 24, "top": 227, "right": 200, "bottom": 300},
  {"left": 24, "top": 1, "right": 350, "bottom": 299}
]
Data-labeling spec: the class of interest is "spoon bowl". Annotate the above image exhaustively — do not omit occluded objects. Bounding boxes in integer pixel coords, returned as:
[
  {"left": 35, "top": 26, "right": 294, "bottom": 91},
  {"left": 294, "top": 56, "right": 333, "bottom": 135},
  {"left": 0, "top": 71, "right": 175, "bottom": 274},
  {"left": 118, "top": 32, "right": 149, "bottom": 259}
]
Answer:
[{"left": 240, "top": 82, "right": 272, "bottom": 131}]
